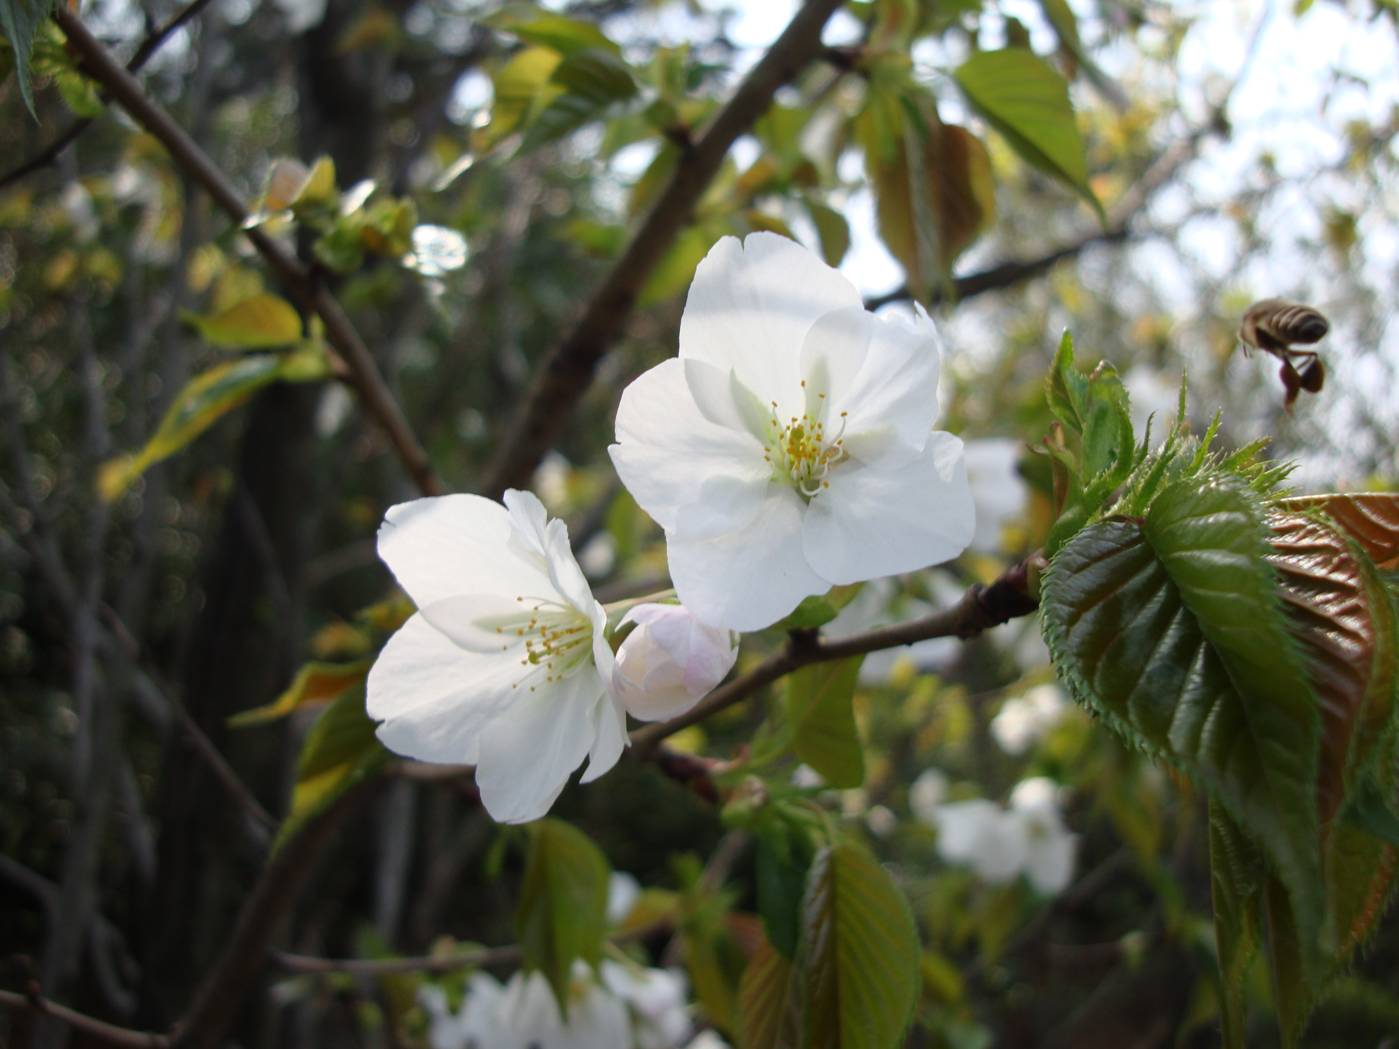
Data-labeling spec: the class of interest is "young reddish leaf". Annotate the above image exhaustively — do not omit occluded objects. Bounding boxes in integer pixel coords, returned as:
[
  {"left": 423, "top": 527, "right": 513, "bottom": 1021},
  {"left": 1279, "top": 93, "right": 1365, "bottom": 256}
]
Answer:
[
  {"left": 739, "top": 933, "right": 801, "bottom": 1049},
  {"left": 1277, "top": 492, "right": 1399, "bottom": 569},
  {"left": 1265, "top": 513, "right": 1395, "bottom": 824}
]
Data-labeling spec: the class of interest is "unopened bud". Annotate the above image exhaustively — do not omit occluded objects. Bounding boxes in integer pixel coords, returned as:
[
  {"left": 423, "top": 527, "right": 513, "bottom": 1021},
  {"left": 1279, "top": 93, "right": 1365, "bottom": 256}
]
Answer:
[{"left": 612, "top": 604, "right": 737, "bottom": 721}]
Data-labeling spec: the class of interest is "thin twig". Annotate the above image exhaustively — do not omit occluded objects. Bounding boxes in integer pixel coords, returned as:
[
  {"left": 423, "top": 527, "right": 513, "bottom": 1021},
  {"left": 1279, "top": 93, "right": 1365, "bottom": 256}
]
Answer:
[
  {"left": 0, "top": 0, "right": 219, "bottom": 189},
  {"left": 273, "top": 918, "right": 671, "bottom": 977},
  {"left": 51, "top": 8, "right": 444, "bottom": 499},
  {"left": 0, "top": 988, "right": 170, "bottom": 1048},
  {"left": 630, "top": 557, "right": 1042, "bottom": 754},
  {"left": 480, "top": 0, "right": 848, "bottom": 498}
]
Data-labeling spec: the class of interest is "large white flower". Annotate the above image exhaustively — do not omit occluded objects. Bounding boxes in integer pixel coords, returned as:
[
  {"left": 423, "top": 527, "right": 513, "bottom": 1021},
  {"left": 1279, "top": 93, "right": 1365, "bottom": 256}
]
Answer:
[
  {"left": 610, "top": 233, "right": 976, "bottom": 631},
  {"left": 989, "top": 683, "right": 1070, "bottom": 755},
  {"left": 367, "top": 489, "right": 627, "bottom": 823}
]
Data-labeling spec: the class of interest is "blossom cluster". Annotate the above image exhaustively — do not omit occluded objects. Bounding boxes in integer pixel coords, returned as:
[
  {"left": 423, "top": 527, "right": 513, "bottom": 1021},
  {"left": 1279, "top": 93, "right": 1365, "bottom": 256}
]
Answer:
[
  {"left": 366, "top": 232, "right": 977, "bottom": 823},
  {"left": 911, "top": 772, "right": 1078, "bottom": 895},
  {"left": 419, "top": 960, "right": 727, "bottom": 1049}
]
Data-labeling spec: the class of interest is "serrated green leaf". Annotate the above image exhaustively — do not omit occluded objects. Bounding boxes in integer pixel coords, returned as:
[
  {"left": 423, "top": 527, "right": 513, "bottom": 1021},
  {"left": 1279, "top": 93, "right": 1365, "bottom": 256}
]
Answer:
[
  {"left": 786, "top": 657, "right": 865, "bottom": 790},
  {"left": 2, "top": 0, "right": 56, "bottom": 118},
  {"left": 800, "top": 839, "right": 920, "bottom": 1049},
  {"left": 184, "top": 293, "right": 303, "bottom": 349},
  {"left": 739, "top": 933, "right": 801, "bottom": 1049},
  {"left": 277, "top": 684, "right": 388, "bottom": 849},
  {"left": 229, "top": 659, "right": 372, "bottom": 727},
  {"left": 516, "top": 819, "right": 611, "bottom": 1014},
  {"left": 1208, "top": 802, "right": 1264, "bottom": 1049},
  {"left": 1041, "top": 474, "right": 1323, "bottom": 971},
  {"left": 97, "top": 347, "right": 332, "bottom": 501},
  {"left": 953, "top": 48, "right": 1102, "bottom": 219}
]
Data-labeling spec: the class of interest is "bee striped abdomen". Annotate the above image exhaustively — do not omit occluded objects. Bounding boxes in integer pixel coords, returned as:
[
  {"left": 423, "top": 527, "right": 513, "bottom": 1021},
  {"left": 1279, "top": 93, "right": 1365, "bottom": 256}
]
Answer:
[{"left": 1239, "top": 298, "right": 1330, "bottom": 353}]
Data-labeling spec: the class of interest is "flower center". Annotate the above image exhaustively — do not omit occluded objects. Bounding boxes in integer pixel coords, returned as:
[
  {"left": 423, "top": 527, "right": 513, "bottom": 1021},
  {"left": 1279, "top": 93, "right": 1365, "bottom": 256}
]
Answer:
[
  {"left": 763, "top": 380, "right": 848, "bottom": 500},
  {"left": 489, "top": 596, "right": 594, "bottom": 691}
]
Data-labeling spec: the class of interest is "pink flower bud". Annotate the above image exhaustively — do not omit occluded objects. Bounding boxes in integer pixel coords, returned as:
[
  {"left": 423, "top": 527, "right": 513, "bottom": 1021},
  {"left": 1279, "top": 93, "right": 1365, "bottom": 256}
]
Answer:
[{"left": 612, "top": 604, "right": 737, "bottom": 721}]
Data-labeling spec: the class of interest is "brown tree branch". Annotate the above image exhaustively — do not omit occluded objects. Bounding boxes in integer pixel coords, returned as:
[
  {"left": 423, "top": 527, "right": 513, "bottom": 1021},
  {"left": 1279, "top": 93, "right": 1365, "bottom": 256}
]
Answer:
[
  {"left": 0, "top": 988, "right": 170, "bottom": 1048},
  {"left": 630, "top": 557, "right": 1043, "bottom": 754},
  {"left": 51, "top": 8, "right": 444, "bottom": 499},
  {"left": 0, "top": 0, "right": 220, "bottom": 190},
  {"left": 480, "top": 0, "right": 848, "bottom": 498},
  {"left": 272, "top": 917, "right": 670, "bottom": 977},
  {"left": 169, "top": 777, "right": 381, "bottom": 1048}
]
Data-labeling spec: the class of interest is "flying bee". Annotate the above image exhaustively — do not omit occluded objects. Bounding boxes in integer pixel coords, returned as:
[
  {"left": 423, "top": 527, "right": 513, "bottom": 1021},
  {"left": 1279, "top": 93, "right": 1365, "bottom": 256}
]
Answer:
[{"left": 1237, "top": 299, "right": 1330, "bottom": 409}]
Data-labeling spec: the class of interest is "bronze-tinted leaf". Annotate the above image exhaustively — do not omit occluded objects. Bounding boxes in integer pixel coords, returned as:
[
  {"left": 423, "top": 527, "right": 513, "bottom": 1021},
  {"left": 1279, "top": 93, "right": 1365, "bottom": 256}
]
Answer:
[
  {"left": 1265, "top": 513, "right": 1387, "bottom": 824},
  {"left": 1277, "top": 492, "right": 1399, "bottom": 569}
]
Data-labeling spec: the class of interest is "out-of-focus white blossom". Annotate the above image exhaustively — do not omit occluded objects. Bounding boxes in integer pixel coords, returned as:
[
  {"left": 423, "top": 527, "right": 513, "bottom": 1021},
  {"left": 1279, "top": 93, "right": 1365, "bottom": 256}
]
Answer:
[
  {"left": 271, "top": 0, "right": 327, "bottom": 32},
  {"left": 918, "top": 778, "right": 1078, "bottom": 895},
  {"left": 612, "top": 603, "right": 738, "bottom": 721},
  {"left": 607, "top": 870, "right": 641, "bottom": 925},
  {"left": 989, "top": 683, "right": 1070, "bottom": 755},
  {"left": 963, "top": 437, "right": 1028, "bottom": 553},
  {"left": 908, "top": 768, "right": 949, "bottom": 824},
  {"left": 421, "top": 960, "right": 696, "bottom": 1049},
  {"left": 601, "top": 962, "right": 693, "bottom": 1049},
  {"left": 684, "top": 1033, "right": 731, "bottom": 1049},
  {"left": 1122, "top": 364, "right": 1180, "bottom": 435}
]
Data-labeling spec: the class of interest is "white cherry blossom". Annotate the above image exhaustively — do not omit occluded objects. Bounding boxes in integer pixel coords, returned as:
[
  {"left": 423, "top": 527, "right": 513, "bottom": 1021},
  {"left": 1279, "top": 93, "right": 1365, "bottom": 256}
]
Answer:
[
  {"left": 367, "top": 489, "right": 626, "bottom": 823},
  {"left": 610, "top": 233, "right": 975, "bottom": 631}
]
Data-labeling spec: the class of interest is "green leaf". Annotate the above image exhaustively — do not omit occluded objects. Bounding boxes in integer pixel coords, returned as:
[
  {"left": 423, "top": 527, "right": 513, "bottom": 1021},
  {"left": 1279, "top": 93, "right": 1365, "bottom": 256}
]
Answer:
[
  {"left": 229, "top": 659, "right": 372, "bottom": 728},
  {"left": 486, "top": 7, "right": 621, "bottom": 56},
  {"left": 2, "top": 0, "right": 56, "bottom": 118},
  {"left": 779, "top": 595, "right": 840, "bottom": 631},
  {"left": 1041, "top": 474, "right": 1324, "bottom": 969},
  {"left": 804, "top": 199, "right": 851, "bottom": 267},
  {"left": 277, "top": 684, "right": 388, "bottom": 849},
  {"left": 516, "top": 819, "right": 611, "bottom": 1013},
  {"left": 739, "top": 933, "right": 801, "bottom": 1049},
  {"left": 800, "top": 839, "right": 920, "bottom": 1049},
  {"left": 97, "top": 346, "right": 332, "bottom": 501},
  {"left": 953, "top": 49, "right": 1102, "bottom": 219},
  {"left": 639, "top": 224, "right": 715, "bottom": 305},
  {"left": 184, "top": 293, "right": 303, "bottom": 349},
  {"left": 754, "top": 807, "right": 820, "bottom": 959},
  {"left": 521, "top": 46, "right": 637, "bottom": 151},
  {"left": 786, "top": 657, "right": 865, "bottom": 789},
  {"left": 481, "top": 45, "right": 563, "bottom": 146},
  {"left": 1208, "top": 802, "right": 1264, "bottom": 1049}
]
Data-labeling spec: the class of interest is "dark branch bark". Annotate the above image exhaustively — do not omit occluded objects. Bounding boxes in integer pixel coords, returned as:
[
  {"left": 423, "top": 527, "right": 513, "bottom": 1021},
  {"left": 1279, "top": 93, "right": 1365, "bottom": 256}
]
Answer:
[
  {"left": 0, "top": 0, "right": 220, "bottom": 190},
  {"left": 51, "top": 8, "right": 443, "bottom": 500},
  {"left": 0, "top": 989, "right": 170, "bottom": 1049},
  {"left": 480, "top": 0, "right": 848, "bottom": 498},
  {"left": 630, "top": 556, "right": 1043, "bottom": 754}
]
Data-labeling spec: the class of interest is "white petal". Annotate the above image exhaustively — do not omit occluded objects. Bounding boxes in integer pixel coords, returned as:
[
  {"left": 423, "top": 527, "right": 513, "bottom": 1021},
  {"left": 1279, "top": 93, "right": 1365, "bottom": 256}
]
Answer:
[
  {"left": 683, "top": 359, "right": 771, "bottom": 441},
  {"left": 473, "top": 670, "right": 602, "bottom": 823},
  {"left": 503, "top": 487, "right": 552, "bottom": 562},
  {"left": 678, "top": 233, "right": 862, "bottom": 406},
  {"left": 378, "top": 495, "right": 552, "bottom": 610},
  {"left": 542, "top": 516, "right": 598, "bottom": 618},
  {"left": 611, "top": 358, "right": 765, "bottom": 532},
  {"left": 1024, "top": 828, "right": 1077, "bottom": 895},
  {"left": 581, "top": 692, "right": 628, "bottom": 784},
  {"left": 418, "top": 593, "right": 530, "bottom": 653},
  {"left": 802, "top": 431, "right": 975, "bottom": 585},
  {"left": 367, "top": 613, "right": 521, "bottom": 766},
  {"left": 666, "top": 485, "right": 827, "bottom": 631}
]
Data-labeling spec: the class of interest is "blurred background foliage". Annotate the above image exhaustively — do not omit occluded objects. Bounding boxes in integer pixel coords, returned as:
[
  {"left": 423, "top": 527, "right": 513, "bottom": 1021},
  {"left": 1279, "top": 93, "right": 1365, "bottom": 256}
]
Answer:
[{"left": 1, "top": 0, "right": 1397, "bottom": 1046}]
